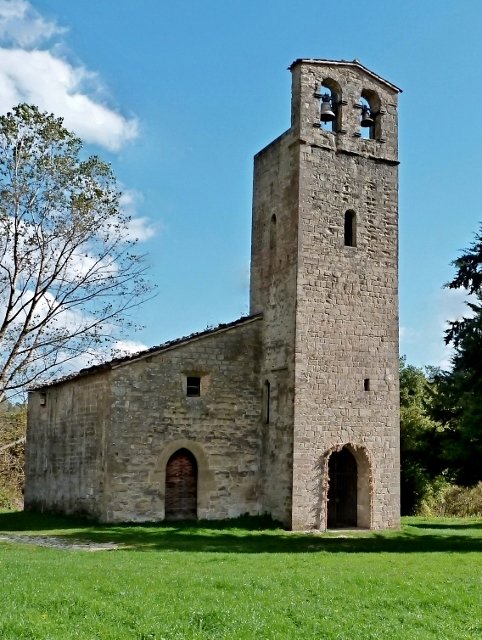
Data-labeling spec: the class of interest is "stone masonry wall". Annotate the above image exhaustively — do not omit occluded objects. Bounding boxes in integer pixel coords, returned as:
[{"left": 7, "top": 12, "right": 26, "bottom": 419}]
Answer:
[
  {"left": 103, "top": 317, "right": 263, "bottom": 522},
  {"left": 25, "top": 373, "right": 111, "bottom": 518},
  {"left": 250, "top": 132, "right": 300, "bottom": 525},
  {"left": 290, "top": 61, "right": 400, "bottom": 530}
]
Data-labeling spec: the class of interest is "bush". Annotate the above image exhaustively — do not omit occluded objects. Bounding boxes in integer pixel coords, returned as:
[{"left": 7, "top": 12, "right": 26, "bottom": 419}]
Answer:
[
  {"left": 0, "top": 404, "right": 26, "bottom": 509},
  {"left": 0, "top": 485, "right": 21, "bottom": 510},
  {"left": 416, "top": 479, "right": 482, "bottom": 517}
]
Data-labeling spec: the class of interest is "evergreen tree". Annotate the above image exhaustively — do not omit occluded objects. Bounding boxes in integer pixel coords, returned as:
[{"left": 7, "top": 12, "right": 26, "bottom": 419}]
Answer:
[{"left": 432, "top": 226, "right": 482, "bottom": 484}]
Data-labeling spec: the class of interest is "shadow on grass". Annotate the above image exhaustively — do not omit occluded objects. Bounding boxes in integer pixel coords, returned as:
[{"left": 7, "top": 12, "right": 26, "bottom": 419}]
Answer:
[
  {"left": 0, "top": 511, "right": 481, "bottom": 554},
  {"left": 409, "top": 521, "right": 482, "bottom": 530}
]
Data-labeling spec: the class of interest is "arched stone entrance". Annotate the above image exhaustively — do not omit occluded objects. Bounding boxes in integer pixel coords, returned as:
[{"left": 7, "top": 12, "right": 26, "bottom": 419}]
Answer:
[
  {"left": 324, "top": 444, "right": 372, "bottom": 529},
  {"left": 165, "top": 448, "right": 198, "bottom": 520},
  {"left": 327, "top": 447, "right": 358, "bottom": 528}
]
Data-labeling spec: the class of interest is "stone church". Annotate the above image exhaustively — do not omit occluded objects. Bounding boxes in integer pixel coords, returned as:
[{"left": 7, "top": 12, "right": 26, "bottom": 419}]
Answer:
[{"left": 25, "top": 59, "right": 401, "bottom": 530}]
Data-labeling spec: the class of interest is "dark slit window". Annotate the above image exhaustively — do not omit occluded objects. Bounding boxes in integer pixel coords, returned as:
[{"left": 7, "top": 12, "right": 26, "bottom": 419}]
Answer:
[
  {"left": 263, "top": 380, "right": 270, "bottom": 424},
  {"left": 270, "top": 214, "right": 277, "bottom": 251},
  {"left": 344, "top": 210, "right": 356, "bottom": 247}
]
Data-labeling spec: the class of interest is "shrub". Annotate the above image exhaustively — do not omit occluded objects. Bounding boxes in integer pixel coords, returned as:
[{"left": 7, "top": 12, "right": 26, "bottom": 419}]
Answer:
[
  {"left": 416, "top": 479, "right": 482, "bottom": 517},
  {"left": 0, "top": 404, "right": 26, "bottom": 509}
]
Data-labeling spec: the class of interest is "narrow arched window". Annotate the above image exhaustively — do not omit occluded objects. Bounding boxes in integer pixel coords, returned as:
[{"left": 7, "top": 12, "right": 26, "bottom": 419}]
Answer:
[
  {"left": 344, "top": 210, "right": 356, "bottom": 247},
  {"left": 262, "top": 380, "right": 270, "bottom": 424}
]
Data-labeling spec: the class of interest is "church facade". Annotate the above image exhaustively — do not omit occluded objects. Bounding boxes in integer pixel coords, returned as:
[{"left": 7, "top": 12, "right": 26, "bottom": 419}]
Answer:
[{"left": 25, "top": 59, "right": 401, "bottom": 530}]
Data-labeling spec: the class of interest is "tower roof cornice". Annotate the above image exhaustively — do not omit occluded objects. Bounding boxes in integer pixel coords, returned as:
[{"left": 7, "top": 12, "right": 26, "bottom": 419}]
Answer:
[{"left": 289, "top": 58, "right": 402, "bottom": 93}]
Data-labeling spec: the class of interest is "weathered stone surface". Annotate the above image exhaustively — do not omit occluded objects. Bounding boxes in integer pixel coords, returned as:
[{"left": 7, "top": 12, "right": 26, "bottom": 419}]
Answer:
[
  {"left": 25, "top": 373, "right": 111, "bottom": 519},
  {"left": 26, "top": 318, "right": 263, "bottom": 522},
  {"left": 25, "top": 59, "right": 400, "bottom": 530},
  {"left": 250, "top": 60, "right": 400, "bottom": 530}
]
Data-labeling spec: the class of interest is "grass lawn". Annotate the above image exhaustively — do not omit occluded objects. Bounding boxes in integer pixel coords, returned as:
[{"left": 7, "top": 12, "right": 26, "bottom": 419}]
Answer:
[{"left": 0, "top": 512, "right": 481, "bottom": 639}]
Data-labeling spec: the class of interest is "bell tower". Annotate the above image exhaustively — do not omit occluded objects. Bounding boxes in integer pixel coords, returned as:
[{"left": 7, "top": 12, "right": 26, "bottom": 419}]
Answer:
[{"left": 250, "top": 59, "right": 400, "bottom": 530}]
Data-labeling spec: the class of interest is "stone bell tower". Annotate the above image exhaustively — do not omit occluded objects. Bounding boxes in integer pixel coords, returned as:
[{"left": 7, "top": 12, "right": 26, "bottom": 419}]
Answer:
[{"left": 250, "top": 59, "right": 400, "bottom": 530}]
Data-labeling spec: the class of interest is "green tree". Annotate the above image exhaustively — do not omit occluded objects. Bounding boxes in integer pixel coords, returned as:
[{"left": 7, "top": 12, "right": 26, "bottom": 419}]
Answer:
[
  {"left": 0, "top": 104, "right": 151, "bottom": 401},
  {"left": 431, "top": 226, "right": 482, "bottom": 484},
  {"left": 399, "top": 357, "right": 442, "bottom": 514}
]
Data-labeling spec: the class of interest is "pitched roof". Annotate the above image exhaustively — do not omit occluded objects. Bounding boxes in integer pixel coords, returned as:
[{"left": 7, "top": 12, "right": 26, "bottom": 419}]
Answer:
[
  {"left": 31, "top": 313, "right": 263, "bottom": 391},
  {"left": 289, "top": 58, "right": 402, "bottom": 93}
]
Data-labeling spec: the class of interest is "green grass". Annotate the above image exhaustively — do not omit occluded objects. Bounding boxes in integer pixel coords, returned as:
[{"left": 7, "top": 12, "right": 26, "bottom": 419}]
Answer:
[{"left": 0, "top": 512, "right": 481, "bottom": 639}]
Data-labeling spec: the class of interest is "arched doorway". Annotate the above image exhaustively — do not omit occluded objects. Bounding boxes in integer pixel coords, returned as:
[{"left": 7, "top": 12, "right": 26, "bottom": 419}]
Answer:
[
  {"left": 165, "top": 448, "right": 198, "bottom": 520},
  {"left": 327, "top": 447, "right": 357, "bottom": 528}
]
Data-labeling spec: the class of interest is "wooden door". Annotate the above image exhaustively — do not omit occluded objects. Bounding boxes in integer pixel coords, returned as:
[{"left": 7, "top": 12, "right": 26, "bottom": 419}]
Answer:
[{"left": 165, "top": 448, "right": 198, "bottom": 520}]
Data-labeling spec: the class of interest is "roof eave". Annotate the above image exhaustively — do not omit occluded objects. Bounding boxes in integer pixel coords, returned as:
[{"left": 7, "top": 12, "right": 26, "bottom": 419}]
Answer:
[
  {"left": 29, "top": 313, "right": 264, "bottom": 392},
  {"left": 288, "top": 58, "right": 402, "bottom": 93}
]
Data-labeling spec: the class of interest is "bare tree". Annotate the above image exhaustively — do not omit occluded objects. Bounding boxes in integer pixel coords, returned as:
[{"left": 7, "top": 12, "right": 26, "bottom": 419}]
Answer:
[{"left": 0, "top": 104, "right": 152, "bottom": 400}]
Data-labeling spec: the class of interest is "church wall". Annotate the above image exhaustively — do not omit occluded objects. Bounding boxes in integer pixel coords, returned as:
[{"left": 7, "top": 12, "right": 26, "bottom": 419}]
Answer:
[
  {"left": 25, "top": 373, "right": 111, "bottom": 518},
  {"left": 102, "top": 318, "right": 263, "bottom": 522}
]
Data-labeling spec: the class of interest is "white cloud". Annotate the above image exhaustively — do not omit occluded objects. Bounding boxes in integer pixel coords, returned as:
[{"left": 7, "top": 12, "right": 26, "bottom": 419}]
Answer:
[
  {"left": 0, "top": 1, "right": 138, "bottom": 151},
  {"left": 0, "top": 0, "right": 65, "bottom": 47},
  {"left": 56, "top": 339, "right": 149, "bottom": 375},
  {"left": 417, "top": 288, "right": 471, "bottom": 370},
  {"left": 113, "top": 340, "right": 148, "bottom": 356},
  {"left": 124, "top": 216, "right": 158, "bottom": 242},
  {"left": 431, "top": 288, "right": 474, "bottom": 369},
  {"left": 400, "top": 287, "right": 473, "bottom": 370},
  {"left": 436, "top": 287, "right": 472, "bottom": 324},
  {"left": 119, "top": 189, "right": 159, "bottom": 241},
  {"left": 0, "top": 48, "right": 138, "bottom": 150},
  {"left": 399, "top": 326, "right": 419, "bottom": 344},
  {"left": 119, "top": 189, "right": 141, "bottom": 215}
]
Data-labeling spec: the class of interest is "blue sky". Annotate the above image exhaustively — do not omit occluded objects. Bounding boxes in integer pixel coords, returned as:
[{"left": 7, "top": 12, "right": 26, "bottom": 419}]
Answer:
[{"left": 2, "top": 0, "right": 481, "bottom": 369}]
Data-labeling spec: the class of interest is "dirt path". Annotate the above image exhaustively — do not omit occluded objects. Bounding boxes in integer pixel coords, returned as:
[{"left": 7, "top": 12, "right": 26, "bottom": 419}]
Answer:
[{"left": 0, "top": 534, "right": 119, "bottom": 551}]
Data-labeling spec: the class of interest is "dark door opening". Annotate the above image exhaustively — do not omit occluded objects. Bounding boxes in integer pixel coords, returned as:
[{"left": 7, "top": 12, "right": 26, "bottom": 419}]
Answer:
[
  {"left": 327, "top": 448, "right": 357, "bottom": 528},
  {"left": 165, "top": 448, "right": 198, "bottom": 520}
]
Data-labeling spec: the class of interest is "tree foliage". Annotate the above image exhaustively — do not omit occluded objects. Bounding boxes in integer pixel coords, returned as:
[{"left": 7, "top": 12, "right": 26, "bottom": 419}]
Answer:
[
  {"left": 0, "top": 104, "right": 151, "bottom": 400},
  {"left": 0, "top": 401, "right": 26, "bottom": 508},
  {"left": 430, "top": 226, "right": 482, "bottom": 484},
  {"left": 400, "top": 226, "right": 482, "bottom": 506},
  {"left": 399, "top": 357, "right": 442, "bottom": 514}
]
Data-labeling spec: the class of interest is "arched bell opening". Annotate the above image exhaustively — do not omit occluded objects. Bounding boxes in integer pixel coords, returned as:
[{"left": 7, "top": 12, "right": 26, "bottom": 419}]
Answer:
[
  {"left": 165, "top": 448, "right": 198, "bottom": 520},
  {"left": 359, "top": 89, "right": 381, "bottom": 140},
  {"left": 326, "top": 444, "right": 372, "bottom": 529},
  {"left": 318, "top": 78, "right": 342, "bottom": 133}
]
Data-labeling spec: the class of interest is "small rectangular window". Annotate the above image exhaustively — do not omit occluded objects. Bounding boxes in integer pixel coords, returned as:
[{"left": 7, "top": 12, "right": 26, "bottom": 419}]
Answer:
[
  {"left": 186, "top": 376, "right": 201, "bottom": 397},
  {"left": 364, "top": 378, "right": 370, "bottom": 392}
]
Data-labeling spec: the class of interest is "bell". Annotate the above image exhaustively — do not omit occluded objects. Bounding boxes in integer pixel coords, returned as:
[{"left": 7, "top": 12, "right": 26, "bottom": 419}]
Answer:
[
  {"left": 360, "top": 105, "right": 374, "bottom": 128},
  {"left": 320, "top": 94, "right": 336, "bottom": 123}
]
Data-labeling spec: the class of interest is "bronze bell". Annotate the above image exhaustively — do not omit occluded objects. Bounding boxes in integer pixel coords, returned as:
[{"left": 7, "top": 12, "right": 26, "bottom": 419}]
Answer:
[
  {"left": 320, "top": 94, "right": 336, "bottom": 123},
  {"left": 360, "top": 105, "right": 374, "bottom": 128}
]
